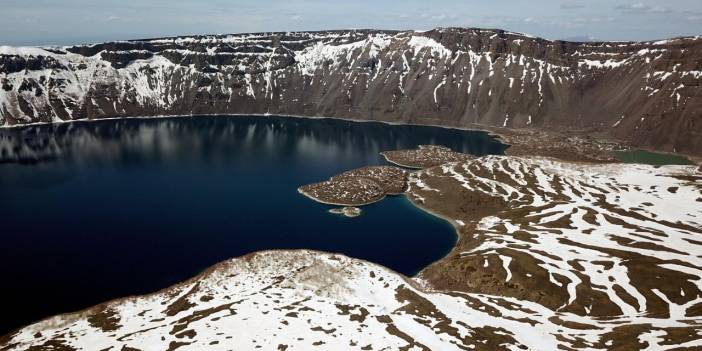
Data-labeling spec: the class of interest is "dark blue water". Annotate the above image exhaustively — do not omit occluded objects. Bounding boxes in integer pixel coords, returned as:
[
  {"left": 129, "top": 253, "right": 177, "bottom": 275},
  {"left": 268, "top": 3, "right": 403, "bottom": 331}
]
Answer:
[{"left": 0, "top": 115, "right": 507, "bottom": 334}]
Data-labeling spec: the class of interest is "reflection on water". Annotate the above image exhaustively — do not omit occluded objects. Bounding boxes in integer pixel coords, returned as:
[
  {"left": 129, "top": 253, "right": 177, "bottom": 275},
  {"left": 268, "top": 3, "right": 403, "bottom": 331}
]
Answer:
[
  {"left": 0, "top": 115, "right": 507, "bottom": 335},
  {"left": 0, "top": 116, "right": 504, "bottom": 166}
]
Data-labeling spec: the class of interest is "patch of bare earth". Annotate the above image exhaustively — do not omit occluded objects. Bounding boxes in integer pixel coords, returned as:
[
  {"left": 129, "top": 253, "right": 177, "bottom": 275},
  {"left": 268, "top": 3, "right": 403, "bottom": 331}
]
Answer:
[
  {"left": 298, "top": 177, "right": 385, "bottom": 206},
  {"left": 331, "top": 165, "right": 408, "bottom": 194},
  {"left": 381, "top": 145, "right": 475, "bottom": 169},
  {"left": 298, "top": 165, "right": 407, "bottom": 206},
  {"left": 490, "top": 128, "right": 623, "bottom": 163}
]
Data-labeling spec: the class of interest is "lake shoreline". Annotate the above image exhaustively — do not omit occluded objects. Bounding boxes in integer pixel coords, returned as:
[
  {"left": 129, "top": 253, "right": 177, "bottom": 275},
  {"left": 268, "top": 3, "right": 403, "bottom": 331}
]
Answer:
[
  {"left": 5, "top": 112, "right": 697, "bottom": 163},
  {"left": 3, "top": 115, "right": 700, "bottom": 347},
  {"left": 1, "top": 115, "right": 482, "bottom": 335}
]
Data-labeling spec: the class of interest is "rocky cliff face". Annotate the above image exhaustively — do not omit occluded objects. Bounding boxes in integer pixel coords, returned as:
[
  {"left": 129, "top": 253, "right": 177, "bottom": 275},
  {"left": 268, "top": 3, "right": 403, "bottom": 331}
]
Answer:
[{"left": 1, "top": 28, "right": 701, "bottom": 154}]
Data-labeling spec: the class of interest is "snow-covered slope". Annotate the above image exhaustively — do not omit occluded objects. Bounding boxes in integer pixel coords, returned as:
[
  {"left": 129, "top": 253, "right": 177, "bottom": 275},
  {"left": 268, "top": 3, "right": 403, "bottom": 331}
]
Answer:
[
  {"left": 2, "top": 249, "right": 700, "bottom": 351},
  {"left": 1, "top": 28, "right": 701, "bottom": 154},
  {"left": 411, "top": 157, "right": 702, "bottom": 325}
]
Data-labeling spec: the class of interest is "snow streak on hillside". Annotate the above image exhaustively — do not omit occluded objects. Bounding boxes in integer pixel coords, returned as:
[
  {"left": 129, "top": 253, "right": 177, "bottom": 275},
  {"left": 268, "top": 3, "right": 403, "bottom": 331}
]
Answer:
[{"left": 410, "top": 156, "right": 702, "bottom": 348}]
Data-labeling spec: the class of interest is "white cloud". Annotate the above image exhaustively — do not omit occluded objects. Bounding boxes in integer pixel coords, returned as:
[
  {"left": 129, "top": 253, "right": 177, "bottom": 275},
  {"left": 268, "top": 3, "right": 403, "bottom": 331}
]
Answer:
[
  {"left": 396, "top": 12, "right": 458, "bottom": 23},
  {"left": 561, "top": 2, "right": 585, "bottom": 10},
  {"left": 99, "top": 15, "right": 142, "bottom": 23},
  {"left": 560, "top": 35, "right": 598, "bottom": 42},
  {"left": 519, "top": 16, "right": 614, "bottom": 29},
  {"left": 649, "top": 7, "right": 672, "bottom": 13},
  {"left": 685, "top": 11, "right": 702, "bottom": 21},
  {"left": 574, "top": 16, "right": 615, "bottom": 24},
  {"left": 615, "top": 3, "right": 672, "bottom": 14}
]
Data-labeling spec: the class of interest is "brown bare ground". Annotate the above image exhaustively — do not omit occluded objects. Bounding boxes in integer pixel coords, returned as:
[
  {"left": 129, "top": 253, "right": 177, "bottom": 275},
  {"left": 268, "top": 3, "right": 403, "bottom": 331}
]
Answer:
[
  {"left": 489, "top": 127, "right": 622, "bottom": 163},
  {"left": 298, "top": 165, "right": 408, "bottom": 206},
  {"left": 381, "top": 145, "right": 476, "bottom": 169}
]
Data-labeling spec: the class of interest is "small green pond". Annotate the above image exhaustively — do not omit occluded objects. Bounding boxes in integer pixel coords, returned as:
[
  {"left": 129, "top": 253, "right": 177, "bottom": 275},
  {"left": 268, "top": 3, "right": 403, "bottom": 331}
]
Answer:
[{"left": 615, "top": 150, "right": 693, "bottom": 166}]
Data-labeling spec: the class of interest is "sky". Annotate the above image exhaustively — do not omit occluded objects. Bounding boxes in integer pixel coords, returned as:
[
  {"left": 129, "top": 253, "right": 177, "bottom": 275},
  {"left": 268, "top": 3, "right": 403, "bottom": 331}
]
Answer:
[{"left": 1, "top": 0, "right": 701, "bottom": 46}]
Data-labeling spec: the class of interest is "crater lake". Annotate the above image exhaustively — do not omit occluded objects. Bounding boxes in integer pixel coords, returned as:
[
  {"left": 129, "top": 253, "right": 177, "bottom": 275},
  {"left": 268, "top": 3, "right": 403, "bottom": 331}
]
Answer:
[{"left": 0, "top": 115, "right": 507, "bottom": 334}]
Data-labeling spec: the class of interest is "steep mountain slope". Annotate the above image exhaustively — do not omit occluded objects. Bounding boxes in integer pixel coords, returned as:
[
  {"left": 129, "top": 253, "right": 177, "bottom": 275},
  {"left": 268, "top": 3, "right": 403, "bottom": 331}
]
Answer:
[{"left": 1, "top": 28, "right": 701, "bottom": 154}]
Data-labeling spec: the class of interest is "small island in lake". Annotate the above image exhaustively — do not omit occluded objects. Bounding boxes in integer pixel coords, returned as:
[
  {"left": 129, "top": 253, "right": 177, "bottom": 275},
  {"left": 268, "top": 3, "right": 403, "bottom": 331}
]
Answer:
[
  {"left": 298, "top": 165, "right": 409, "bottom": 208},
  {"left": 328, "top": 206, "right": 362, "bottom": 218}
]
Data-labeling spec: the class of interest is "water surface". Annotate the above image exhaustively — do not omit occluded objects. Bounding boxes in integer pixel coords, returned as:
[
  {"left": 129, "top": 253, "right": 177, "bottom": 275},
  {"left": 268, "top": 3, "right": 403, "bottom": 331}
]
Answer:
[
  {"left": 0, "top": 115, "right": 507, "bottom": 334},
  {"left": 615, "top": 149, "right": 692, "bottom": 166}
]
